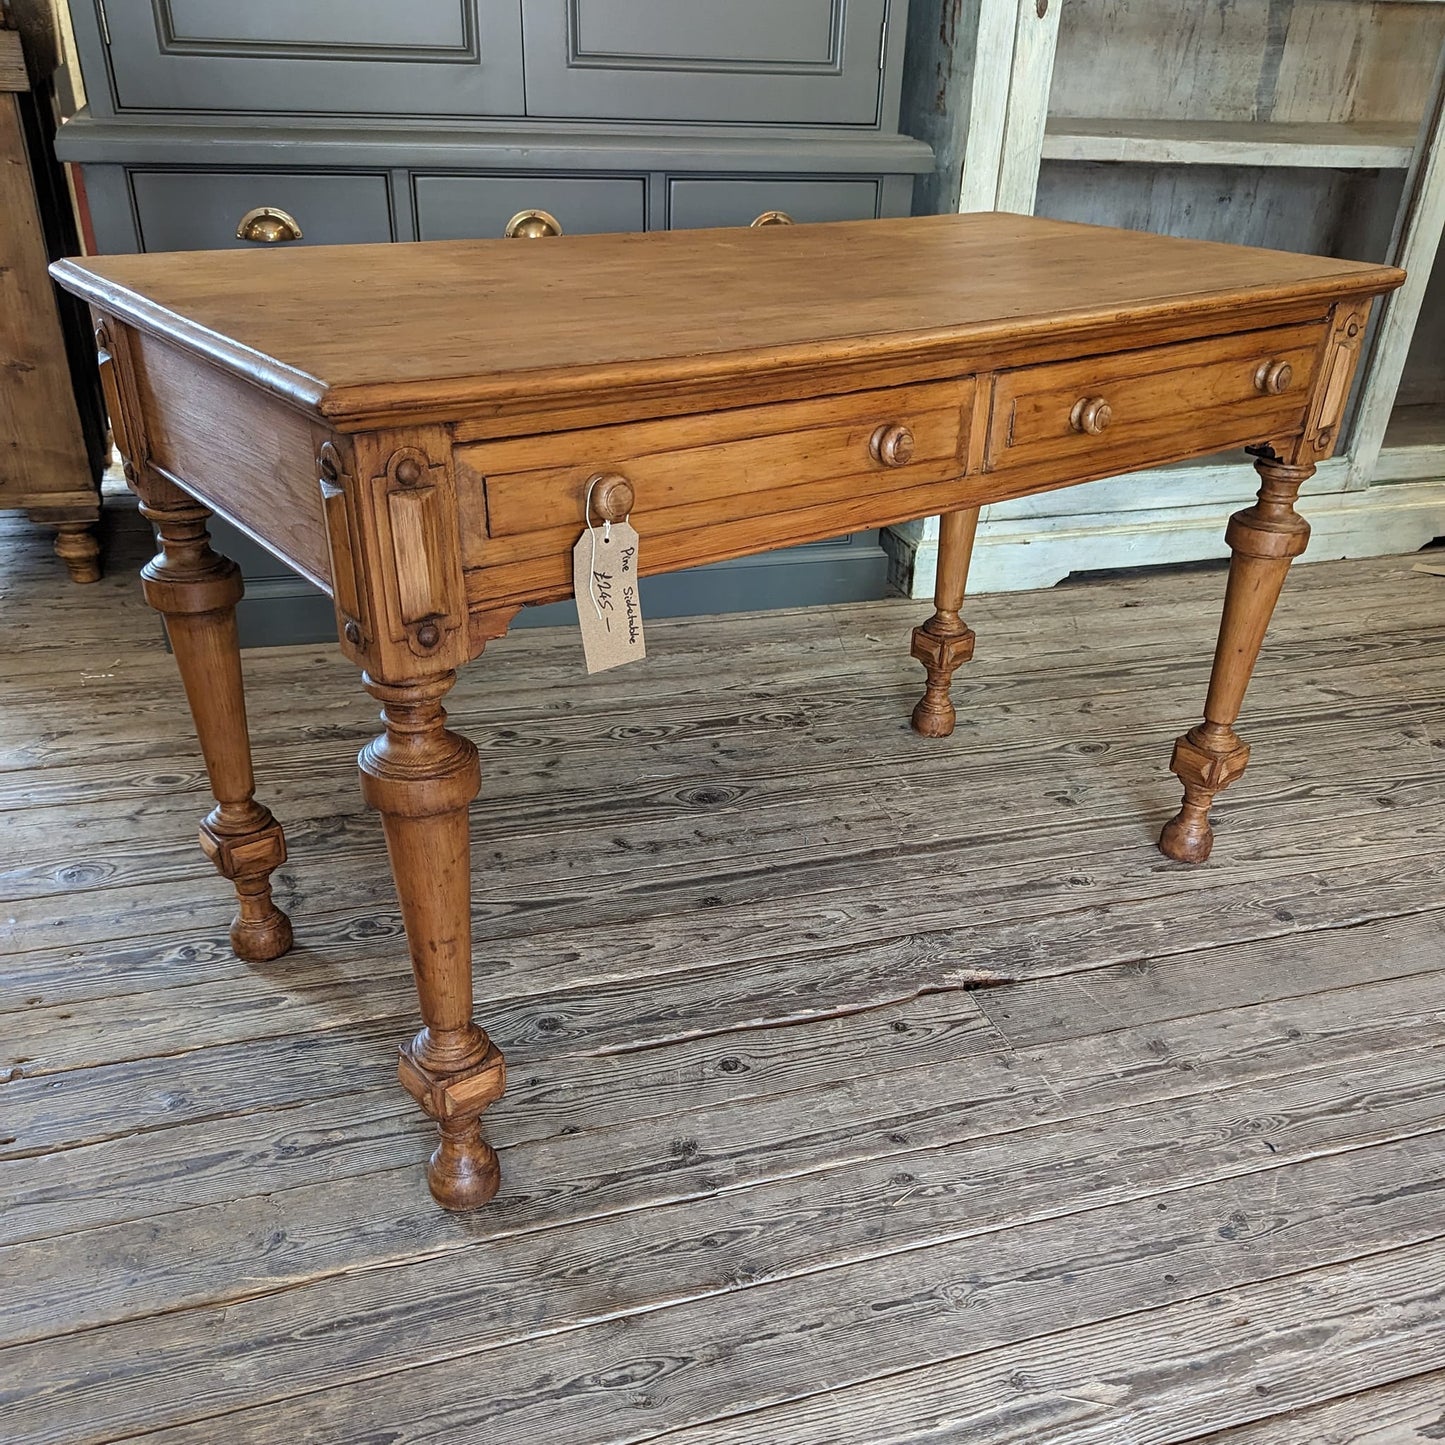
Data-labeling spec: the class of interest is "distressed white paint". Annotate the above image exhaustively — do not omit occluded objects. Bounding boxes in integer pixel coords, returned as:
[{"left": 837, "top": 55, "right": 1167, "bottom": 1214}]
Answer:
[
  {"left": 891, "top": 477, "right": 1445, "bottom": 596},
  {"left": 1041, "top": 118, "right": 1418, "bottom": 170},
  {"left": 1348, "top": 50, "right": 1445, "bottom": 488},
  {"left": 995, "top": 0, "right": 1060, "bottom": 214}
]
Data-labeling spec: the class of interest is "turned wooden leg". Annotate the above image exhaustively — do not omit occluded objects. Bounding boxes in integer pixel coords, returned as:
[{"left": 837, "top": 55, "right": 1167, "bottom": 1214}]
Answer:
[
  {"left": 53, "top": 521, "right": 102, "bottom": 584},
  {"left": 911, "top": 505, "right": 981, "bottom": 737},
  {"left": 139, "top": 493, "right": 293, "bottom": 960},
  {"left": 359, "top": 671, "right": 504, "bottom": 1210},
  {"left": 1160, "top": 455, "right": 1314, "bottom": 863}
]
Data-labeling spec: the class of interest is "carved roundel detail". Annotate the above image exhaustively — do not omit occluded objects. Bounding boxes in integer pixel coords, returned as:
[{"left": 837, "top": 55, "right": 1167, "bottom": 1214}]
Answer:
[{"left": 318, "top": 440, "right": 343, "bottom": 484}]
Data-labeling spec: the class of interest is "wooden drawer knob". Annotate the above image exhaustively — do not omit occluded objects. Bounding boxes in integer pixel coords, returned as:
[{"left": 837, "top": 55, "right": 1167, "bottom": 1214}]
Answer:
[
  {"left": 1069, "top": 396, "right": 1112, "bottom": 435},
  {"left": 870, "top": 423, "right": 915, "bottom": 468},
  {"left": 750, "top": 210, "right": 795, "bottom": 227},
  {"left": 235, "top": 206, "right": 303, "bottom": 244},
  {"left": 1254, "top": 359, "right": 1294, "bottom": 395},
  {"left": 586, "top": 471, "right": 634, "bottom": 522},
  {"left": 505, "top": 208, "right": 563, "bottom": 239}
]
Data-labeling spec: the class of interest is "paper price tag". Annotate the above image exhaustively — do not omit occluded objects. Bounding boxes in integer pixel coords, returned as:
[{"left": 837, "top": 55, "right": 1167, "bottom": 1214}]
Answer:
[{"left": 572, "top": 519, "right": 646, "bottom": 674}]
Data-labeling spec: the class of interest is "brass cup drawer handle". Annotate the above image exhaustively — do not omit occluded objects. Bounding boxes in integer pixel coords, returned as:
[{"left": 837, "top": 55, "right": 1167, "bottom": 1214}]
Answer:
[
  {"left": 235, "top": 206, "right": 303, "bottom": 244},
  {"left": 1070, "top": 396, "right": 1113, "bottom": 435},
  {"left": 506, "top": 208, "right": 563, "bottom": 239},
  {"left": 1254, "top": 358, "right": 1294, "bottom": 395},
  {"left": 751, "top": 210, "right": 795, "bottom": 227},
  {"left": 586, "top": 471, "right": 634, "bottom": 522},
  {"left": 870, "top": 422, "right": 915, "bottom": 468}
]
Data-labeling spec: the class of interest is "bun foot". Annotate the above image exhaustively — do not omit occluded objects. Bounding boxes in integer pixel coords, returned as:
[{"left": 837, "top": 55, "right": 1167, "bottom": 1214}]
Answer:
[
  {"left": 53, "top": 523, "right": 102, "bottom": 584},
  {"left": 911, "top": 694, "right": 957, "bottom": 738},
  {"left": 1159, "top": 804, "right": 1214, "bottom": 863},
  {"left": 230, "top": 905, "right": 294, "bottom": 962},
  {"left": 429, "top": 1119, "right": 502, "bottom": 1211},
  {"left": 1161, "top": 734, "right": 1249, "bottom": 864}
]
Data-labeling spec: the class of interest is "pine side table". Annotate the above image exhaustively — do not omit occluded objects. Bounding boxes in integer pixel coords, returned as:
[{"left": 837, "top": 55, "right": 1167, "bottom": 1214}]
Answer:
[{"left": 52, "top": 214, "right": 1404, "bottom": 1209}]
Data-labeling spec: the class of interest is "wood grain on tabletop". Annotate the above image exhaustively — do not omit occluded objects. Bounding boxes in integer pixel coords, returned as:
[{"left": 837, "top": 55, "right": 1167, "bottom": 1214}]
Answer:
[{"left": 50, "top": 213, "right": 1403, "bottom": 419}]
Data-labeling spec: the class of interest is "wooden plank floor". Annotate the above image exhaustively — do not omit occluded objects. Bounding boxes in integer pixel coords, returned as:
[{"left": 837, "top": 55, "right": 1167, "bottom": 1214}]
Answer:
[{"left": 2, "top": 495, "right": 1443, "bottom": 1444}]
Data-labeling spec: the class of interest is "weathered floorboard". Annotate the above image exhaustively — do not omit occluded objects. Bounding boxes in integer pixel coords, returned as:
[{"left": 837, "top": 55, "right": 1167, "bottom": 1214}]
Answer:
[
  {"left": 1, "top": 500, "right": 1441, "bottom": 1444},
  {"left": 7, "top": 1065, "right": 1442, "bottom": 1442},
  {"left": 1, "top": 910, "right": 1436, "bottom": 1251},
  {"left": 649, "top": 1241, "right": 1445, "bottom": 1445},
  {"left": 1188, "top": 1368, "right": 1445, "bottom": 1442}
]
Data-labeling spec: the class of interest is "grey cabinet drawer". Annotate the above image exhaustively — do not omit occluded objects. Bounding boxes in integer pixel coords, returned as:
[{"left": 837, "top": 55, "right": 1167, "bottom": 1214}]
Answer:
[
  {"left": 668, "top": 178, "right": 880, "bottom": 230},
  {"left": 414, "top": 174, "right": 646, "bottom": 239},
  {"left": 523, "top": 0, "right": 890, "bottom": 124},
  {"left": 100, "top": 0, "right": 524, "bottom": 117},
  {"left": 130, "top": 171, "right": 395, "bottom": 251}
]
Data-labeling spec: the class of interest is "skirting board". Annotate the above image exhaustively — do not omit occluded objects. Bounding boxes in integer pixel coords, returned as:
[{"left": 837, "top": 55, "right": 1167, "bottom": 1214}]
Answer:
[
  {"left": 209, "top": 519, "right": 893, "bottom": 649},
  {"left": 886, "top": 479, "right": 1445, "bottom": 596}
]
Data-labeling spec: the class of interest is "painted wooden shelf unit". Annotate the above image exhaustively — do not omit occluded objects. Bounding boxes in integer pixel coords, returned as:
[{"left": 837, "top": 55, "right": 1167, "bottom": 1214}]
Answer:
[{"left": 895, "top": 0, "right": 1445, "bottom": 596}]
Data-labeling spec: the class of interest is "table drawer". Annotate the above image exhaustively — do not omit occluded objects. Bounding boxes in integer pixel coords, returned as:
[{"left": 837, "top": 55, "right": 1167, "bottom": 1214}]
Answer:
[
  {"left": 456, "top": 379, "right": 976, "bottom": 600},
  {"left": 986, "top": 323, "right": 1325, "bottom": 475},
  {"left": 130, "top": 170, "right": 394, "bottom": 251}
]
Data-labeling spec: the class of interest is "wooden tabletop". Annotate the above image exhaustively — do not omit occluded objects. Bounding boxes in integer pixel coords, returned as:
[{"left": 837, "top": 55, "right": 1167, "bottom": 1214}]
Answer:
[{"left": 54, "top": 213, "right": 1402, "bottom": 426}]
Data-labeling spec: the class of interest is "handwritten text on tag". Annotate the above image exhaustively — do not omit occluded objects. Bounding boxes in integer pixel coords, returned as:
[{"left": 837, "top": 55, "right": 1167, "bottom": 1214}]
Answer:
[{"left": 572, "top": 520, "right": 646, "bottom": 674}]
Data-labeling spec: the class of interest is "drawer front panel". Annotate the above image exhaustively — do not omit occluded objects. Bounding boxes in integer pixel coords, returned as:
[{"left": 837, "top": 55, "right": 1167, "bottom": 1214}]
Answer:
[
  {"left": 987, "top": 323, "right": 1325, "bottom": 474},
  {"left": 414, "top": 174, "right": 646, "bottom": 240},
  {"left": 130, "top": 170, "right": 394, "bottom": 251},
  {"left": 456, "top": 379, "right": 976, "bottom": 601},
  {"left": 522, "top": 0, "right": 889, "bottom": 125},
  {"left": 668, "top": 178, "right": 880, "bottom": 230}
]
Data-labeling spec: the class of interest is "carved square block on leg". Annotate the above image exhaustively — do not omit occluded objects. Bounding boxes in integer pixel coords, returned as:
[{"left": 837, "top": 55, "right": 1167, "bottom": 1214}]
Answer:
[
  {"left": 910, "top": 625, "right": 976, "bottom": 738},
  {"left": 198, "top": 812, "right": 288, "bottom": 879},
  {"left": 1168, "top": 732, "right": 1251, "bottom": 795},
  {"left": 397, "top": 1038, "right": 507, "bottom": 1123},
  {"left": 910, "top": 626, "right": 976, "bottom": 677}
]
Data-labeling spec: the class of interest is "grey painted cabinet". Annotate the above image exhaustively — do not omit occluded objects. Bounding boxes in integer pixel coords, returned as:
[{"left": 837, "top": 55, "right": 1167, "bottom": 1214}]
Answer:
[
  {"left": 94, "top": 0, "right": 526, "bottom": 116},
  {"left": 522, "top": 0, "right": 893, "bottom": 124},
  {"left": 86, "top": 0, "right": 898, "bottom": 127},
  {"left": 57, "top": 0, "right": 931, "bottom": 643}
]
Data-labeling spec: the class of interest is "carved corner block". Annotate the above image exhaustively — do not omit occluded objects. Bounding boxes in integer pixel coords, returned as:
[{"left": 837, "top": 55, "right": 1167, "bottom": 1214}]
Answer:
[
  {"left": 315, "top": 427, "right": 471, "bottom": 679},
  {"left": 1301, "top": 302, "right": 1370, "bottom": 461}
]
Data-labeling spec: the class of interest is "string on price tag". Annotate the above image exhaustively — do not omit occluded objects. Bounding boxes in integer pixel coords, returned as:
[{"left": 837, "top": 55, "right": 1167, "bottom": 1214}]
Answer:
[{"left": 571, "top": 476, "right": 646, "bottom": 674}]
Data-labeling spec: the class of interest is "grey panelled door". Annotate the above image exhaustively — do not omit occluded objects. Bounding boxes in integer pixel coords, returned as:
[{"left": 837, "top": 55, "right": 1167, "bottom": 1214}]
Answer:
[
  {"left": 522, "top": 0, "right": 891, "bottom": 124},
  {"left": 101, "top": 0, "right": 525, "bottom": 116}
]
